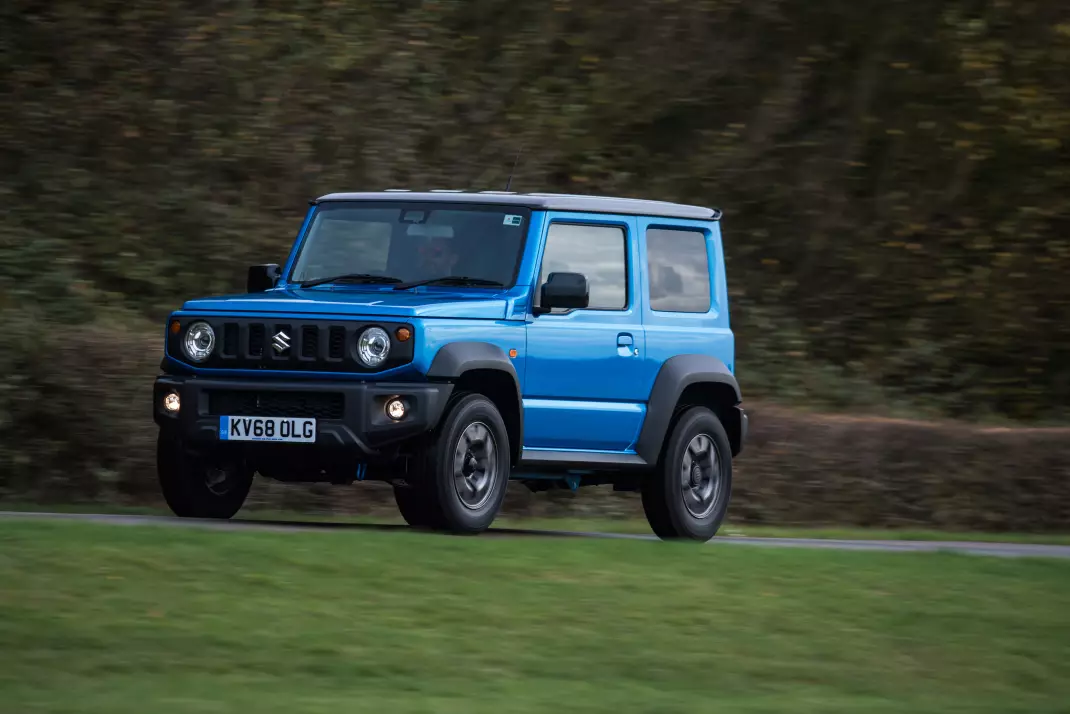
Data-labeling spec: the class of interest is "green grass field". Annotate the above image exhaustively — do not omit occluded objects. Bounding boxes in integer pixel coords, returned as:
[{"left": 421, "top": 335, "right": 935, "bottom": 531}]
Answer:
[{"left": 1, "top": 520, "right": 1069, "bottom": 713}]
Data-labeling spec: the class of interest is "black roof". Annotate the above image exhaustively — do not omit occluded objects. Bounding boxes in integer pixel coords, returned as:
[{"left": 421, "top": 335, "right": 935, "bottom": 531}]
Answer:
[{"left": 313, "top": 190, "right": 721, "bottom": 220}]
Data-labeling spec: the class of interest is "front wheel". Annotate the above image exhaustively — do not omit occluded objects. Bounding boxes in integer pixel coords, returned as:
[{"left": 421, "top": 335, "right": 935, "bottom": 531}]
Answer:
[
  {"left": 409, "top": 393, "right": 511, "bottom": 534},
  {"left": 393, "top": 484, "right": 437, "bottom": 529},
  {"left": 641, "top": 407, "right": 732, "bottom": 541},
  {"left": 157, "top": 430, "right": 254, "bottom": 519}
]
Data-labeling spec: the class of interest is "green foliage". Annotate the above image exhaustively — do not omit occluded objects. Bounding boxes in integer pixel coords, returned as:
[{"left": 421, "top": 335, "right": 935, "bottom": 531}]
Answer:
[
  {"left": 0, "top": 310, "right": 161, "bottom": 501},
  {"left": 2, "top": 0, "right": 1069, "bottom": 508},
  {"left": 2, "top": 0, "right": 1068, "bottom": 420}
]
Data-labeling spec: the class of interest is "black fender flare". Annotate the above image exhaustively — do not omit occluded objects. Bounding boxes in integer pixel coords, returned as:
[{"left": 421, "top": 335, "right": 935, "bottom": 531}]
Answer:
[
  {"left": 426, "top": 342, "right": 523, "bottom": 459},
  {"left": 636, "top": 354, "right": 743, "bottom": 463}
]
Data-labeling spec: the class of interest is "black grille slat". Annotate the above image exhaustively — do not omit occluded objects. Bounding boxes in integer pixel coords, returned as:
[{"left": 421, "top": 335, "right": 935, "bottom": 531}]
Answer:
[
  {"left": 222, "top": 323, "right": 238, "bottom": 357},
  {"left": 207, "top": 390, "right": 344, "bottom": 419},
  {"left": 248, "top": 324, "right": 265, "bottom": 357},
  {"left": 328, "top": 327, "right": 345, "bottom": 360},
  {"left": 301, "top": 326, "right": 318, "bottom": 359}
]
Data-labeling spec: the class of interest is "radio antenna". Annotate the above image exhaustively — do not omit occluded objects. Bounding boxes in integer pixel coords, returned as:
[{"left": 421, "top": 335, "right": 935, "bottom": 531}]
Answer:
[{"left": 504, "top": 143, "right": 524, "bottom": 192}]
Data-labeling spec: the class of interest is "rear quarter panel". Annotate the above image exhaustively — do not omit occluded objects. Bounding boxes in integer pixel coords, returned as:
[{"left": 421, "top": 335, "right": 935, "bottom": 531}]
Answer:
[{"left": 636, "top": 216, "right": 734, "bottom": 381}]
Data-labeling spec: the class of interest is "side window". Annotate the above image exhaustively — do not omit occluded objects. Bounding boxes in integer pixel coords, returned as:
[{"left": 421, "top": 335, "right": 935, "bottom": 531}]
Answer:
[
  {"left": 646, "top": 227, "right": 711, "bottom": 313},
  {"left": 536, "top": 223, "right": 627, "bottom": 311}
]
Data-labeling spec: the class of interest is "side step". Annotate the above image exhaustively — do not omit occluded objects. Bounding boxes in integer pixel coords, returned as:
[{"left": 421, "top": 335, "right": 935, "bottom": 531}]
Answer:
[{"left": 516, "top": 449, "right": 648, "bottom": 471}]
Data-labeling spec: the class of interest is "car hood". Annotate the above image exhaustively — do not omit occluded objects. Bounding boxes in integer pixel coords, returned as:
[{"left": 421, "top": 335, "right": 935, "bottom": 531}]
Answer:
[{"left": 179, "top": 287, "right": 511, "bottom": 319}]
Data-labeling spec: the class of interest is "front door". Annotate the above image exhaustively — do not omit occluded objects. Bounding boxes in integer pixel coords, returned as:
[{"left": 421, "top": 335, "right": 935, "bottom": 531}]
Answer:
[{"left": 523, "top": 215, "right": 649, "bottom": 452}]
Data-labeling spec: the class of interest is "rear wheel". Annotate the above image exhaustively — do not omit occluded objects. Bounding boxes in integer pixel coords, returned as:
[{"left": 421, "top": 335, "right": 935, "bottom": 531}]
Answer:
[
  {"left": 157, "top": 430, "right": 254, "bottom": 519},
  {"left": 641, "top": 406, "right": 732, "bottom": 541},
  {"left": 408, "top": 393, "right": 511, "bottom": 534}
]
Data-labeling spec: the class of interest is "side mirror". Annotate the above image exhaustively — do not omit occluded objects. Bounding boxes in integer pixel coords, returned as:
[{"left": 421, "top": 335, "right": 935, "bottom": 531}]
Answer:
[
  {"left": 247, "top": 264, "right": 280, "bottom": 293},
  {"left": 537, "top": 271, "right": 589, "bottom": 313}
]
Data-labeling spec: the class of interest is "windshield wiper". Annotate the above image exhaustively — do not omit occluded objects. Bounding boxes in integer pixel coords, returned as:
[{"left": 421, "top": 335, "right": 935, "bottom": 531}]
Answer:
[
  {"left": 299, "top": 273, "right": 402, "bottom": 288},
  {"left": 393, "top": 276, "right": 505, "bottom": 290}
]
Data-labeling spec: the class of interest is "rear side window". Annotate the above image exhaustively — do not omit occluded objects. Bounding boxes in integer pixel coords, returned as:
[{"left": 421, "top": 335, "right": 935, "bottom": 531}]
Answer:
[
  {"left": 536, "top": 223, "right": 627, "bottom": 311},
  {"left": 646, "top": 227, "right": 711, "bottom": 313}
]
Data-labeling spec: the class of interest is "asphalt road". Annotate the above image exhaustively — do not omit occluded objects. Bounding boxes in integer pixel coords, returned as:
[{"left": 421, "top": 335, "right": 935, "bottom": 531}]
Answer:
[{"left": 3, "top": 511, "right": 1069, "bottom": 559}]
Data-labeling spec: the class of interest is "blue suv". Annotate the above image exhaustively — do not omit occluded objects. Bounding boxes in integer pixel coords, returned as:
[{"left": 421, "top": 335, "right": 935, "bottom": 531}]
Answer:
[{"left": 153, "top": 191, "right": 747, "bottom": 540}]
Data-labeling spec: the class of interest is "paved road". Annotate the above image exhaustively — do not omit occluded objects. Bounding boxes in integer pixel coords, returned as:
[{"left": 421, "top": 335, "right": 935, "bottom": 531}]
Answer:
[{"left": 3, "top": 511, "right": 1069, "bottom": 559}]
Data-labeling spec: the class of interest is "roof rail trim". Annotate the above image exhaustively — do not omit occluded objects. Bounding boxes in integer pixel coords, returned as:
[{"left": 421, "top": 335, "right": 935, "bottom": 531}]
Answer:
[{"left": 310, "top": 191, "right": 721, "bottom": 220}]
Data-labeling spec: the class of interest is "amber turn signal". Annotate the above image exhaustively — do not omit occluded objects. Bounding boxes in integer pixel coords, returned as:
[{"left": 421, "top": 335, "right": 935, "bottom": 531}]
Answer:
[
  {"left": 509, "top": 349, "right": 518, "bottom": 358},
  {"left": 169, "top": 320, "right": 181, "bottom": 335},
  {"left": 395, "top": 327, "right": 411, "bottom": 342}
]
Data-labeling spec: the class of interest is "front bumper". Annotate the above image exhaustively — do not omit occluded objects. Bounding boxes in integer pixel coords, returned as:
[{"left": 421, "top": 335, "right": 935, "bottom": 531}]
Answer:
[{"left": 153, "top": 375, "right": 453, "bottom": 455}]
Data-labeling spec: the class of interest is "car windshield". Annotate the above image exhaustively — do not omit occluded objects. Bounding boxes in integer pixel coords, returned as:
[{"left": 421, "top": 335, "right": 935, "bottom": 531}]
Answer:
[{"left": 289, "top": 202, "right": 530, "bottom": 288}]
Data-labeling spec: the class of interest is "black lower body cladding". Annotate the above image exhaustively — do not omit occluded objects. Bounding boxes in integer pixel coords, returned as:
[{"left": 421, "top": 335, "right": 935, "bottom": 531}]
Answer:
[{"left": 153, "top": 375, "right": 453, "bottom": 455}]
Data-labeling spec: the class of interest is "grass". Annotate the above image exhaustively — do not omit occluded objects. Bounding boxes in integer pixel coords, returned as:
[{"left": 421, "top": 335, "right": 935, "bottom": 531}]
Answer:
[{"left": 1, "top": 519, "right": 1069, "bottom": 713}]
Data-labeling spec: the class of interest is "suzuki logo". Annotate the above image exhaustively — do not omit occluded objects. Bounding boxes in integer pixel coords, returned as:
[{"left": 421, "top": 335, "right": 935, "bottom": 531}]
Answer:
[{"left": 271, "top": 330, "right": 291, "bottom": 354}]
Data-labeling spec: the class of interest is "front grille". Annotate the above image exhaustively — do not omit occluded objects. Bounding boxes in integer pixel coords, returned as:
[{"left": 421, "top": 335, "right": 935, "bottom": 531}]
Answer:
[
  {"left": 223, "top": 324, "right": 239, "bottom": 356},
  {"left": 329, "top": 326, "right": 345, "bottom": 359},
  {"left": 249, "top": 324, "right": 265, "bottom": 357},
  {"left": 301, "top": 326, "right": 317, "bottom": 358},
  {"left": 167, "top": 317, "right": 415, "bottom": 373},
  {"left": 207, "top": 390, "right": 345, "bottom": 419}
]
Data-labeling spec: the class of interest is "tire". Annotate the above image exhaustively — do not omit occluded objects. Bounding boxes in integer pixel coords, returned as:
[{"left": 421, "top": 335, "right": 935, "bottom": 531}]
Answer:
[
  {"left": 409, "top": 392, "right": 511, "bottom": 534},
  {"left": 393, "top": 485, "right": 436, "bottom": 529},
  {"left": 641, "top": 406, "right": 732, "bottom": 541},
  {"left": 157, "top": 430, "right": 254, "bottom": 519}
]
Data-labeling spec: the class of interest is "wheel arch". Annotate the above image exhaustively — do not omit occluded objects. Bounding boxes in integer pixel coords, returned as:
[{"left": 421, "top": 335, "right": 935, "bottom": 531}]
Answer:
[
  {"left": 635, "top": 354, "right": 743, "bottom": 464},
  {"left": 427, "top": 342, "right": 523, "bottom": 462}
]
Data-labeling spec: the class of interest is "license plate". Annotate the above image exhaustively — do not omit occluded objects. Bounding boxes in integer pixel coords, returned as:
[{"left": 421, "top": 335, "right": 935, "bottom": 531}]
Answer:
[{"left": 219, "top": 416, "right": 316, "bottom": 443}]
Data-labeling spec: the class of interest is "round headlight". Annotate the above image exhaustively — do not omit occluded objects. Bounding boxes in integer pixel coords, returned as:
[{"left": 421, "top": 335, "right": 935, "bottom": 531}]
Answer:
[
  {"left": 357, "top": 326, "right": 390, "bottom": 368},
  {"left": 183, "top": 321, "right": 216, "bottom": 363}
]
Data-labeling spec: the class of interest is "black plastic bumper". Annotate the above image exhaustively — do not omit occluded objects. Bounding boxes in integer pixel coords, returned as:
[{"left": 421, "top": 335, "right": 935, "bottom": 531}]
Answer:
[
  {"left": 153, "top": 376, "right": 453, "bottom": 455},
  {"left": 723, "top": 405, "right": 748, "bottom": 457}
]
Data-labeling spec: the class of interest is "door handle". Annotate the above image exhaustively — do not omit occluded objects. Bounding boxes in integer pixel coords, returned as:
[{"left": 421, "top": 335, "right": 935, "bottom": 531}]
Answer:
[
  {"left": 617, "top": 333, "right": 633, "bottom": 347},
  {"left": 617, "top": 333, "right": 638, "bottom": 357}
]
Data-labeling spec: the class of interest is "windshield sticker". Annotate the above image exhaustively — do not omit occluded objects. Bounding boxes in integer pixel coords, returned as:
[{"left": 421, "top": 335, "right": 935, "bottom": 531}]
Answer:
[
  {"left": 503, "top": 214, "right": 522, "bottom": 226},
  {"left": 400, "top": 210, "right": 428, "bottom": 224}
]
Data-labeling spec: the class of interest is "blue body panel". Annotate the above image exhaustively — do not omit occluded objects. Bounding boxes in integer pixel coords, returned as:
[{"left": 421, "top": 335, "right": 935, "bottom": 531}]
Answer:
[
  {"left": 520, "top": 212, "right": 654, "bottom": 452},
  {"left": 522, "top": 399, "right": 645, "bottom": 452},
  {"left": 164, "top": 200, "right": 735, "bottom": 458},
  {"left": 634, "top": 215, "right": 735, "bottom": 378},
  {"left": 180, "top": 288, "right": 514, "bottom": 320}
]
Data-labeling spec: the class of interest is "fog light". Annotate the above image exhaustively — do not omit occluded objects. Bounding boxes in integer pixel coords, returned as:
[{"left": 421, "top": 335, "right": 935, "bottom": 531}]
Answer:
[
  {"left": 163, "top": 391, "right": 181, "bottom": 413},
  {"left": 385, "top": 398, "right": 406, "bottom": 420}
]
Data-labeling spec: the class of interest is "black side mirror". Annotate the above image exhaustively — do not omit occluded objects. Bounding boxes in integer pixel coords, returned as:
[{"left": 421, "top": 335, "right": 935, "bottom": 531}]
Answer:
[
  {"left": 537, "top": 271, "right": 589, "bottom": 313},
  {"left": 247, "top": 264, "right": 280, "bottom": 293}
]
